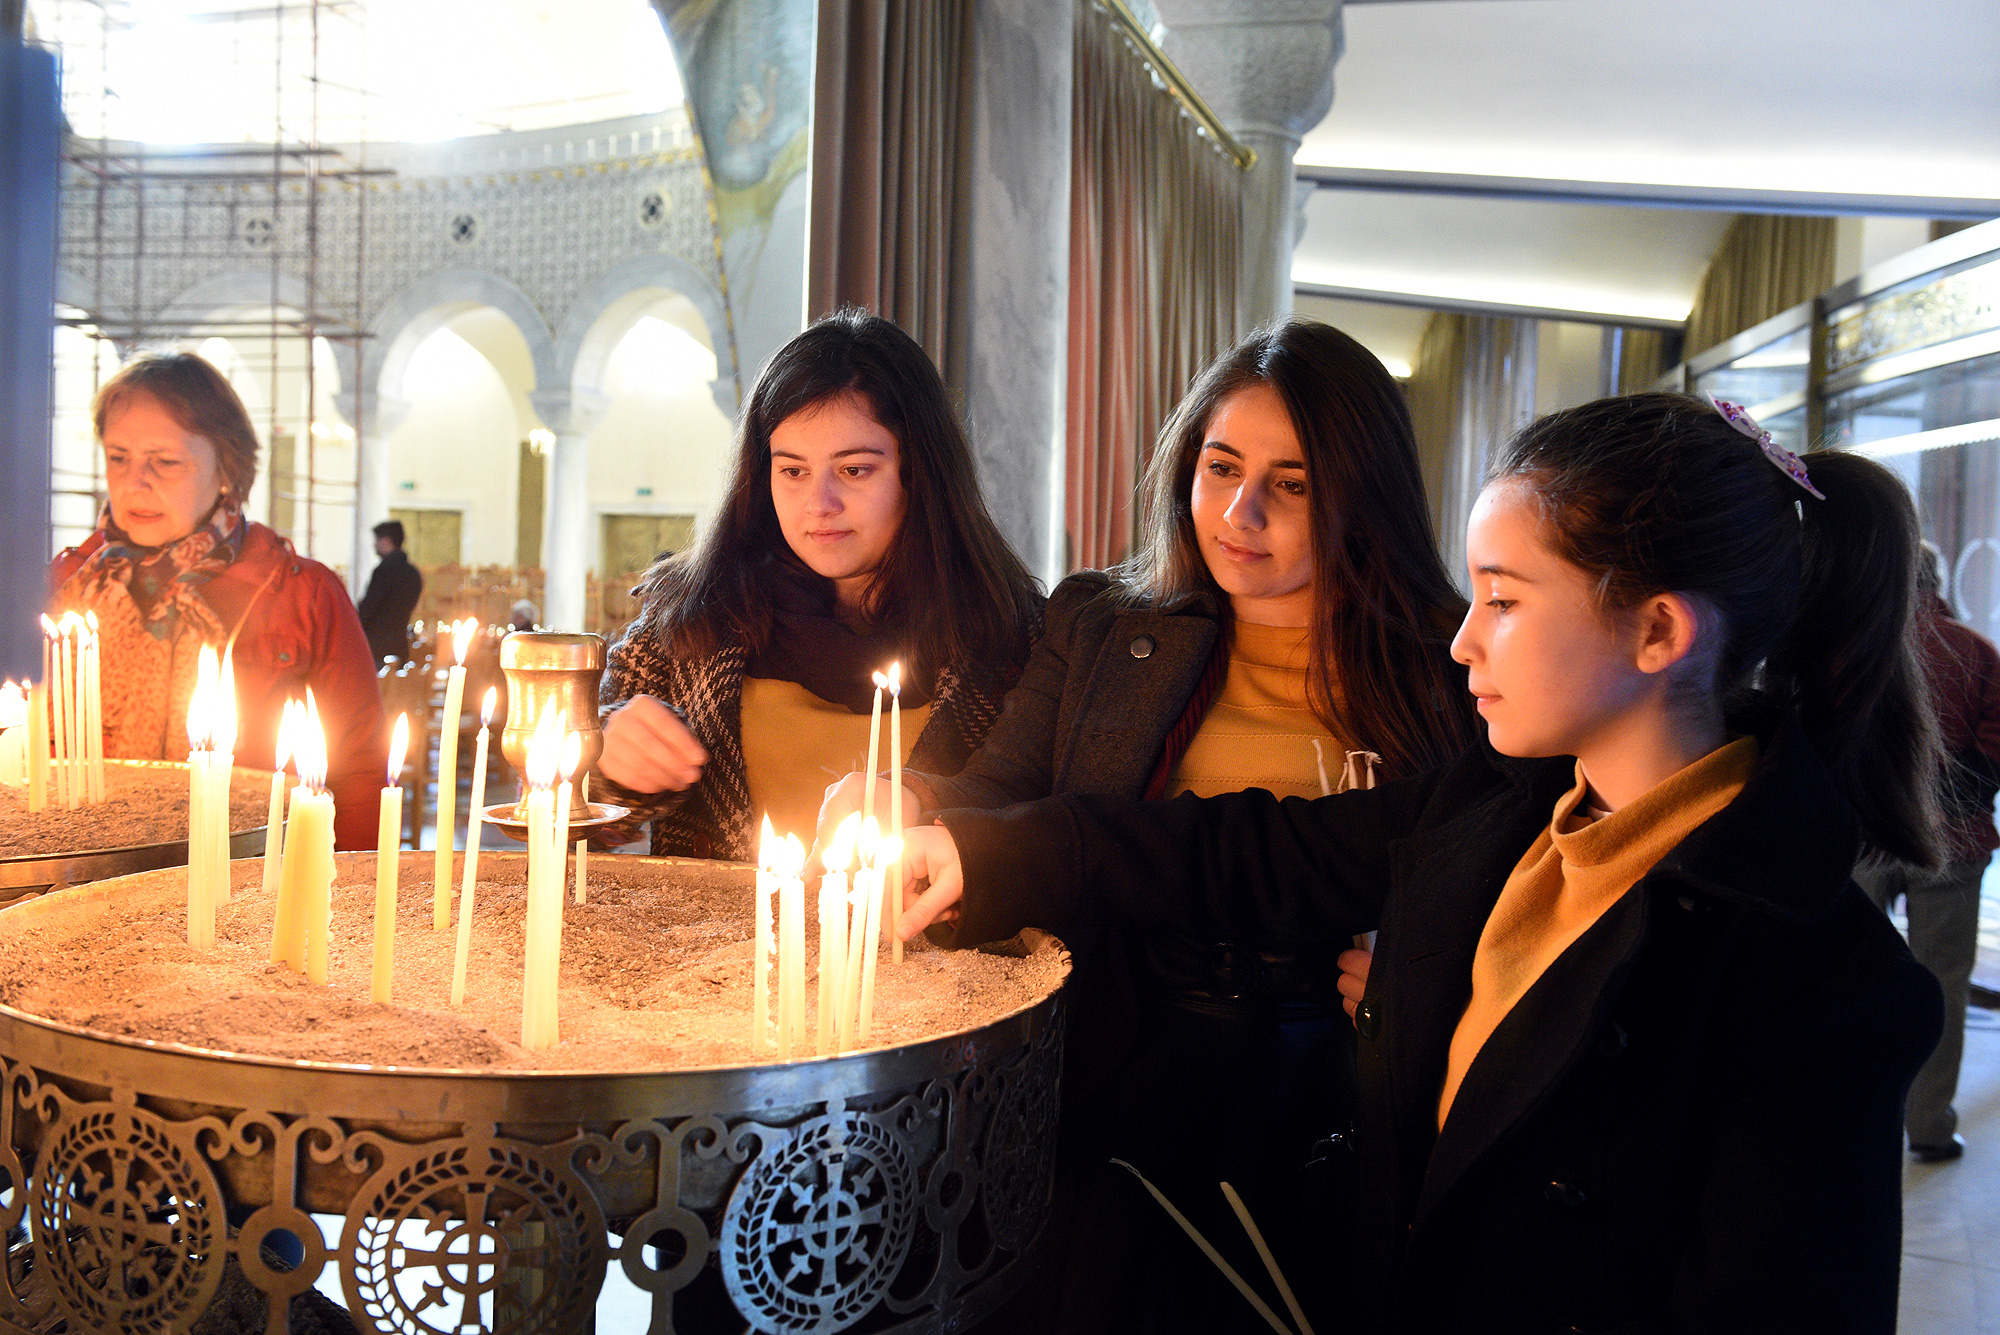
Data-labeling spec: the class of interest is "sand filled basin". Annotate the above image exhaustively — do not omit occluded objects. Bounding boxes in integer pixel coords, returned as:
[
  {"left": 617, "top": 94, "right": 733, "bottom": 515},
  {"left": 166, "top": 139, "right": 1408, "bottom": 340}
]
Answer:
[
  {"left": 0, "top": 758, "right": 273, "bottom": 859},
  {"left": 0, "top": 851, "right": 1067, "bottom": 1073}
]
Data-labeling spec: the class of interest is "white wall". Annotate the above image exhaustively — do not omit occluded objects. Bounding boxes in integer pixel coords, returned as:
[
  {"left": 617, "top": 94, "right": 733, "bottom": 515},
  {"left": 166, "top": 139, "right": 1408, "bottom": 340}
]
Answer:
[
  {"left": 585, "top": 294, "right": 736, "bottom": 559},
  {"left": 381, "top": 324, "right": 522, "bottom": 566}
]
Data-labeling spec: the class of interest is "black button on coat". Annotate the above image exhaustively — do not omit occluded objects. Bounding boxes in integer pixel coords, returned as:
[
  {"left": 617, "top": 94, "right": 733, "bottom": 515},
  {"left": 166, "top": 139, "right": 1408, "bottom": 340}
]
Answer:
[{"left": 936, "top": 715, "right": 1941, "bottom": 1335}]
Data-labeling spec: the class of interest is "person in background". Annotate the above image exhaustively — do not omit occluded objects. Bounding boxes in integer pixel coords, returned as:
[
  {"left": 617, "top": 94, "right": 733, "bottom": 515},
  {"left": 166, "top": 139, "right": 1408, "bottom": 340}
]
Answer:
[
  {"left": 592, "top": 308, "right": 1044, "bottom": 859},
  {"left": 356, "top": 519, "right": 423, "bottom": 664},
  {"left": 49, "top": 352, "right": 385, "bottom": 849},
  {"left": 508, "top": 599, "right": 539, "bottom": 633},
  {"left": 1856, "top": 539, "right": 2000, "bottom": 1162}
]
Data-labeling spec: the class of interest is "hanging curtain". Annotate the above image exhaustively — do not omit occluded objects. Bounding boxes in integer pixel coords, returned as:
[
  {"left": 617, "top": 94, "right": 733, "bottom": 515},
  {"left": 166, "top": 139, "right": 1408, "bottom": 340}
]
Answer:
[
  {"left": 1683, "top": 215, "right": 1835, "bottom": 360},
  {"left": 1065, "top": 0, "right": 1242, "bottom": 573},
  {"left": 807, "top": 0, "right": 974, "bottom": 386},
  {"left": 1405, "top": 312, "right": 1539, "bottom": 588}
]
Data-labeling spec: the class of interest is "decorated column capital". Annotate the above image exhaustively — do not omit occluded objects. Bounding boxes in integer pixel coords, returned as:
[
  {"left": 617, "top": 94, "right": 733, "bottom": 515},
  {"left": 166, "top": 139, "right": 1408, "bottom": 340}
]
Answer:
[{"left": 528, "top": 388, "right": 611, "bottom": 441}]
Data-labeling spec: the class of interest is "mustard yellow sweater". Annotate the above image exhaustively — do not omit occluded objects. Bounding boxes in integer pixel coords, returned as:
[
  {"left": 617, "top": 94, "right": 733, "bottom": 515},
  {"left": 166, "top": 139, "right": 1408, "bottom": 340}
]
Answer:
[
  {"left": 1167, "top": 621, "right": 1346, "bottom": 801},
  {"left": 738, "top": 677, "right": 931, "bottom": 843},
  {"left": 1438, "top": 736, "right": 1759, "bottom": 1127}
]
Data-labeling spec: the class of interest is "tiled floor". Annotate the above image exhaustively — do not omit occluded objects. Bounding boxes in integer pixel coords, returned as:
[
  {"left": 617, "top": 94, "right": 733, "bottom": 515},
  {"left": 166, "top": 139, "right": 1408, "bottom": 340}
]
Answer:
[{"left": 1899, "top": 1009, "right": 2000, "bottom": 1333}]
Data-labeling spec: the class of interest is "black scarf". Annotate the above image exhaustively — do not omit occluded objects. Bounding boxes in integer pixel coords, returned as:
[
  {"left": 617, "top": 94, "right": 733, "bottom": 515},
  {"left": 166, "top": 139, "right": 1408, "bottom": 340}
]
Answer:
[{"left": 746, "top": 562, "right": 933, "bottom": 713}]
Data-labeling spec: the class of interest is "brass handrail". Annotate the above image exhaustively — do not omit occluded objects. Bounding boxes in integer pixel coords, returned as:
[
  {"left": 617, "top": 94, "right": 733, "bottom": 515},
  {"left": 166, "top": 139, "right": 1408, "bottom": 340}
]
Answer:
[{"left": 1098, "top": 0, "right": 1258, "bottom": 172}]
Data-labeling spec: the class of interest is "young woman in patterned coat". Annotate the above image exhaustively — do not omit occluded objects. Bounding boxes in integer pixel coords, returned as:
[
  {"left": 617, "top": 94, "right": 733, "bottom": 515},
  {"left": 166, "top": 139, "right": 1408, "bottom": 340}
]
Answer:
[{"left": 592, "top": 309, "right": 1044, "bottom": 861}]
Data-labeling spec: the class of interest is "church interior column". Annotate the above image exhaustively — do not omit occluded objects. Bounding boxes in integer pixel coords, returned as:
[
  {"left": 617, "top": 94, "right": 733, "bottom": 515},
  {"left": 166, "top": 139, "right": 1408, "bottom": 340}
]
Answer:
[{"left": 530, "top": 388, "right": 608, "bottom": 633}]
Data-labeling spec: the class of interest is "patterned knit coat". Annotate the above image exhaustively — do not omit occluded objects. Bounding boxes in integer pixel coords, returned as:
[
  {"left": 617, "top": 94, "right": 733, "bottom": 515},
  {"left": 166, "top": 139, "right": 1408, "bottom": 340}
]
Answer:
[{"left": 592, "top": 609, "right": 1036, "bottom": 861}]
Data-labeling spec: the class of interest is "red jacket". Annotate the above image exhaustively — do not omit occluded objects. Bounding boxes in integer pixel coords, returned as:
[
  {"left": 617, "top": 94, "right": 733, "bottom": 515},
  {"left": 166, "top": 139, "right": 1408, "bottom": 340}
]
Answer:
[
  {"left": 53, "top": 523, "right": 387, "bottom": 850},
  {"left": 1920, "top": 595, "right": 2000, "bottom": 861}
]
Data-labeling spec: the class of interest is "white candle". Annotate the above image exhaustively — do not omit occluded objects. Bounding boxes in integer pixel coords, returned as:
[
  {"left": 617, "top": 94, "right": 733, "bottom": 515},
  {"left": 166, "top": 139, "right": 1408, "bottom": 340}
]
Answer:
[
  {"left": 822, "top": 813, "right": 862, "bottom": 1050},
  {"left": 574, "top": 770, "right": 590, "bottom": 904},
  {"left": 863, "top": 675, "right": 884, "bottom": 830},
  {"left": 754, "top": 815, "right": 777, "bottom": 1052},
  {"left": 817, "top": 840, "right": 849, "bottom": 1057},
  {"left": 210, "top": 649, "right": 237, "bottom": 907},
  {"left": 371, "top": 715, "right": 410, "bottom": 1004},
  {"left": 850, "top": 817, "right": 881, "bottom": 1042},
  {"left": 0, "top": 681, "right": 26, "bottom": 786},
  {"left": 26, "top": 679, "right": 47, "bottom": 813},
  {"left": 778, "top": 832, "right": 807, "bottom": 1059},
  {"left": 84, "top": 611, "right": 102, "bottom": 803},
  {"left": 43, "top": 617, "right": 68, "bottom": 809},
  {"left": 861, "top": 833, "right": 902, "bottom": 1041},
  {"left": 297, "top": 691, "right": 336, "bottom": 984},
  {"left": 520, "top": 706, "right": 566, "bottom": 1051},
  {"left": 434, "top": 618, "right": 474, "bottom": 930},
  {"left": 450, "top": 688, "right": 498, "bottom": 1008},
  {"left": 888, "top": 662, "right": 903, "bottom": 966},
  {"left": 185, "top": 645, "right": 224, "bottom": 948},
  {"left": 261, "top": 701, "right": 297, "bottom": 901}
]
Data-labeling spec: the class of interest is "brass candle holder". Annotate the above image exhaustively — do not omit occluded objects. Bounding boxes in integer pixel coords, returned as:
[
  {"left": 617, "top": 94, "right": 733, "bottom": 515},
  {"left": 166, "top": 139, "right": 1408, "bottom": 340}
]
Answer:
[{"left": 492, "top": 631, "right": 627, "bottom": 840}]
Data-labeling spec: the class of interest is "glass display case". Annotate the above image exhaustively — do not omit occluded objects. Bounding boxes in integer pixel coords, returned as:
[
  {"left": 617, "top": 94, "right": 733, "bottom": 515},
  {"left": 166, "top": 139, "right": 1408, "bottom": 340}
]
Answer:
[{"left": 1687, "top": 304, "right": 1813, "bottom": 454}]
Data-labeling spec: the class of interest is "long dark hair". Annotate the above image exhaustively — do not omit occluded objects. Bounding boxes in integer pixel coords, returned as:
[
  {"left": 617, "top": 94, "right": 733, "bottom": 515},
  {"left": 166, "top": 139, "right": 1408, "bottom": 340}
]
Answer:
[
  {"left": 640, "top": 309, "right": 1042, "bottom": 684},
  {"left": 1495, "top": 392, "right": 1941, "bottom": 867},
  {"left": 1118, "top": 318, "right": 1474, "bottom": 777}
]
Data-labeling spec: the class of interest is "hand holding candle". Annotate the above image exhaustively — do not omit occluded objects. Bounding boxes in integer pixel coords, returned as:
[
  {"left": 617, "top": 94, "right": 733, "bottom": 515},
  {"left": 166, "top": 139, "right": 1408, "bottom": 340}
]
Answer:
[
  {"left": 450, "top": 688, "right": 498, "bottom": 1008},
  {"left": 371, "top": 716, "right": 410, "bottom": 1003}
]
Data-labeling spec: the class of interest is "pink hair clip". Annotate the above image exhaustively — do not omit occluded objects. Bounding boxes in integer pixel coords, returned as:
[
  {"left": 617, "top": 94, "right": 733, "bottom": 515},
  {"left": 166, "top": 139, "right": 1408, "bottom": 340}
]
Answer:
[{"left": 1709, "top": 395, "right": 1825, "bottom": 500}]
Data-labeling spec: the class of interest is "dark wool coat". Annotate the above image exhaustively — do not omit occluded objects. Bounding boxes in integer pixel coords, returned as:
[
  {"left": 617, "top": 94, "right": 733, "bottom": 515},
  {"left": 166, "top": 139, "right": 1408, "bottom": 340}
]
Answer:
[
  {"left": 355, "top": 548, "right": 423, "bottom": 665},
  {"left": 592, "top": 611, "right": 1033, "bottom": 861},
  {"left": 920, "top": 571, "right": 1361, "bottom": 1335},
  {"left": 936, "top": 716, "right": 1941, "bottom": 1335}
]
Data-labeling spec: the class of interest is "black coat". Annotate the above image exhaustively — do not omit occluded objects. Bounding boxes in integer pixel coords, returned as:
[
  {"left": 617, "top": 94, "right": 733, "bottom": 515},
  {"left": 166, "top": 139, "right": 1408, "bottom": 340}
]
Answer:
[
  {"left": 938, "top": 716, "right": 1941, "bottom": 1335},
  {"left": 355, "top": 549, "right": 422, "bottom": 664},
  {"left": 921, "top": 572, "right": 1361, "bottom": 1334}
]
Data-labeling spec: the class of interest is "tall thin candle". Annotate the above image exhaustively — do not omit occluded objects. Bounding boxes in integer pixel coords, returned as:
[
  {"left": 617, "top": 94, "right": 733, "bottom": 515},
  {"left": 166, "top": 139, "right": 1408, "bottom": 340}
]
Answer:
[
  {"left": 753, "top": 816, "right": 777, "bottom": 1052},
  {"left": 520, "top": 706, "right": 566, "bottom": 1050},
  {"left": 298, "top": 691, "right": 337, "bottom": 984},
  {"left": 860, "top": 833, "right": 901, "bottom": 1041},
  {"left": 261, "top": 701, "right": 297, "bottom": 901},
  {"left": 816, "top": 818, "right": 853, "bottom": 1056},
  {"left": 43, "top": 617, "right": 68, "bottom": 809},
  {"left": 888, "top": 662, "right": 903, "bottom": 966},
  {"left": 83, "top": 611, "right": 102, "bottom": 802},
  {"left": 864, "top": 672, "right": 886, "bottom": 833},
  {"left": 433, "top": 618, "right": 474, "bottom": 930},
  {"left": 574, "top": 771, "right": 589, "bottom": 904},
  {"left": 26, "top": 679, "right": 47, "bottom": 813},
  {"left": 450, "top": 688, "right": 498, "bottom": 1007},
  {"left": 371, "top": 716, "right": 410, "bottom": 1003},
  {"left": 210, "top": 649, "right": 237, "bottom": 906},
  {"left": 778, "top": 833, "right": 807, "bottom": 1059}
]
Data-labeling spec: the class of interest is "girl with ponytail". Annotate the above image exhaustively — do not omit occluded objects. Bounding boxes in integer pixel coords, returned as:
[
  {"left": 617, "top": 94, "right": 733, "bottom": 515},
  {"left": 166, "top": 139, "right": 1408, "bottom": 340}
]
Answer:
[{"left": 889, "top": 392, "right": 1945, "bottom": 1334}]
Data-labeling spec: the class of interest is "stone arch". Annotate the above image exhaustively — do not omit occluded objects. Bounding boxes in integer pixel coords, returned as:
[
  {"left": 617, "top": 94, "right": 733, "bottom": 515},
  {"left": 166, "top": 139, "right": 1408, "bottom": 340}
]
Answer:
[
  {"left": 554, "top": 253, "right": 737, "bottom": 419},
  {"left": 370, "top": 268, "right": 559, "bottom": 408}
]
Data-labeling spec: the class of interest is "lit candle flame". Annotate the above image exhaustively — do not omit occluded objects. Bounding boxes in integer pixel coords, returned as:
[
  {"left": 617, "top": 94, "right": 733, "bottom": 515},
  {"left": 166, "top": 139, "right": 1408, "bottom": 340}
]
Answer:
[
  {"left": 451, "top": 617, "right": 477, "bottom": 666},
  {"left": 871, "top": 670, "right": 888, "bottom": 691},
  {"left": 480, "top": 686, "right": 499, "bottom": 727},
  {"left": 274, "top": 699, "right": 297, "bottom": 774},
  {"left": 212, "top": 649, "right": 237, "bottom": 755},
  {"left": 297, "top": 688, "right": 328, "bottom": 793},
  {"left": 782, "top": 833, "right": 806, "bottom": 878},
  {"left": 758, "top": 814, "right": 777, "bottom": 871},
  {"left": 84, "top": 609, "right": 98, "bottom": 636},
  {"left": 39, "top": 614, "right": 56, "bottom": 639},
  {"left": 187, "top": 644, "right": 220, "bottom": 752},
  {"left": 526, "top": 705, "right": 567, "bottom": 791},
  {"left": 857, "top": 815, "right": 881, "bottom": 864},
  {"left": 826, "top": 812, "right": 861, "bottom": 872},
  {"left": 877, "top": 834, "right": 904, "bottom": 867},
  {"left": 387, "top": 713, "right": 409, "bottom": 788},
  {"left": 560, "top": 729, "right": 582, "bottom": 783},
  {"left": 888, "top": 661, "right": 901, "bottom": 696}
]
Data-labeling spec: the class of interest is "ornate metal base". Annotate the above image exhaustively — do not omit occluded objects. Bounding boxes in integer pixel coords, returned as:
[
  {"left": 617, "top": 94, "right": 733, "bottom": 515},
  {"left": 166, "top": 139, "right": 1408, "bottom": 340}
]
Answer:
[{"left": 0, "top": 867, "right": 1066, "bottom": 1334}]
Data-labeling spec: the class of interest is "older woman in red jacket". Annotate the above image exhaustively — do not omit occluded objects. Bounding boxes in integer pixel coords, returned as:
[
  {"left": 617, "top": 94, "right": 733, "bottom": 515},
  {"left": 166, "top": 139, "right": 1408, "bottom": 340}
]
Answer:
[{"left": 48, "top": 353, "right": 384, "bottom": 849}]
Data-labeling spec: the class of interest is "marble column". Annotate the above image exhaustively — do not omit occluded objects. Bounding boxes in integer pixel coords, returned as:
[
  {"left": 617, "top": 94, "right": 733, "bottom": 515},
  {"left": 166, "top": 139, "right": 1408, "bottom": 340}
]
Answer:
[
  {"left": 0, "top": 32, "right": 59, "bottom": 679},
  {"left": 342, "top": 344, "right": 415, "bottom": 600},
  {"left": 530, "top": 389, "right": 607, "bottom": 633},
  {"left": 1152, "top": 0, "right": 1344, "bottom": 331},
  {"left": 959, "top": 0, "right": 1075, "bottom": 587}
]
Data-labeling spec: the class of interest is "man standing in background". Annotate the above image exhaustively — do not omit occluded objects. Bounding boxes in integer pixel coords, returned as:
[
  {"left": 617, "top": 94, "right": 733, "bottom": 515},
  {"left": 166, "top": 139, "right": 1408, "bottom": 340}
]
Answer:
[
  {"left": 1860, "top": 541, "right": 2000, "bottom": 1162},
  {"left": 356, "top": 519, "right": 423, "bottom": 665}
]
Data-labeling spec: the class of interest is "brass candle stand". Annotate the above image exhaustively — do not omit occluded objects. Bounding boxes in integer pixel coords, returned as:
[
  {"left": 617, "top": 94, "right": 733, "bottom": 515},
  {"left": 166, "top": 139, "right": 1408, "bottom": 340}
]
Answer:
[{"left": 491, "top": 631, "right": 627, "bottom": 841}]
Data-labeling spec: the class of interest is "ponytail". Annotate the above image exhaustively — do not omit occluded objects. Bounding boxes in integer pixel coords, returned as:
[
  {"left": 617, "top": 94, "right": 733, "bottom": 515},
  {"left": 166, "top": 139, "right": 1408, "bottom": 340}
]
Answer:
[
  {"left": 1769, "top": 450, "right": 1942, "bottom": 867},
  {"left": 1496, "top": 393, "right": 1942, "bottom": 868}
]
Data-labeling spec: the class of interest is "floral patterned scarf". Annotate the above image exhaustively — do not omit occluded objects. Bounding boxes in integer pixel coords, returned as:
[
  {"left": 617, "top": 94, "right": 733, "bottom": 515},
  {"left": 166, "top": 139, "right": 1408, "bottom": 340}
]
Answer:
[{"left": 51, "top": 498, "right": 246, "bottom": 760}]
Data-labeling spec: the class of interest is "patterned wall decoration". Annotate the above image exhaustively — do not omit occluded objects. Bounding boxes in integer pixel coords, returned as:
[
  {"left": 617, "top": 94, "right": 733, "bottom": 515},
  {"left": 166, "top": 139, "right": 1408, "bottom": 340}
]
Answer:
[{"left": 57, "top": 113, "right": 723, "bottom": 386}]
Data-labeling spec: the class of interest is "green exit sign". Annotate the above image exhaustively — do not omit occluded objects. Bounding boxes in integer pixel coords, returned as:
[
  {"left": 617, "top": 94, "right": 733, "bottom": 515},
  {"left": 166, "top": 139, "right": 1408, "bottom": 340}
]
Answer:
[
  {"left": 636, "top": 486, "right": 653, "bottom": 497},
  {"left": 397, "top": 480, "right": 416, "bottom": 492}
]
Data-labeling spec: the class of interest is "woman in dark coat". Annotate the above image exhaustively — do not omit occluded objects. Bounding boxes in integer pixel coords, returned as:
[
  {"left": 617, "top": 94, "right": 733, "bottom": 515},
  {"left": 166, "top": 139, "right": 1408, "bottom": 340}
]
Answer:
[
  {"left": 819, "top": 320, "right": 1473, "bottom": 1333},
  {"left": 593, "top": 310, "right": 1043, "bottom": 861},
  {"left": 894, "top": 394, "right": 1944, "bottom": 1333}
]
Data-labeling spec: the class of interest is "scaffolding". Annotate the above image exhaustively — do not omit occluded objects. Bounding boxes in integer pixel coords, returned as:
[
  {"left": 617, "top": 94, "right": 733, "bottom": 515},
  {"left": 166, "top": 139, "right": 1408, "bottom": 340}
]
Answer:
[{"left": 37, "top": 0, "right": 384, "bottom": 574}]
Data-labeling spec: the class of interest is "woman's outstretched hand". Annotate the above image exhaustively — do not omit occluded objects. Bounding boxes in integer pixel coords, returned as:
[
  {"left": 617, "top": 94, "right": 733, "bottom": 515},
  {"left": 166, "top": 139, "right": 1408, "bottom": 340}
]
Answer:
[
  {"left": 893, "top": 824, "right": 964, "bottom": 940},
  {"left": 598, "top": 695, "right": 708, "bottom": 793},
  {"left": 1336, "top": 946, "right": 1373, "bottom": 1020},
  {"left": 811, "top": 772, "right": 924, "bottom": 868}
]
